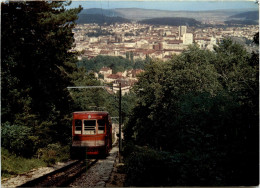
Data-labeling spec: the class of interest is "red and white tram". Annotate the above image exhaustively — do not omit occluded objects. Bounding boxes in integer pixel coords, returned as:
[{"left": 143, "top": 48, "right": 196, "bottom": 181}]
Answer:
[{"left": 71, "top": 111, "right": 112, "bottom": 158}]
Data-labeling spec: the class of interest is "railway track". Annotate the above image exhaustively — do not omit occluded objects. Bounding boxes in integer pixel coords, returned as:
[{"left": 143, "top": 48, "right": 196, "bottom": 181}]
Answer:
[{"left": 19, "top": 159, "right": 98, "bottom": 187}]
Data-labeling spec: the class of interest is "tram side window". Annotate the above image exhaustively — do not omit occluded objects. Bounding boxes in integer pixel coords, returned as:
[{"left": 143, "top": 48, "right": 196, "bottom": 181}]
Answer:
[
  {"left": 98, "top": 119, "right": 105, "bottom": 134},
  {"left": 84, "top": 120, "right": 96, "bottom": 135},
  {"left": 75, "top": 119, "right": 82, "bottom": 134}
]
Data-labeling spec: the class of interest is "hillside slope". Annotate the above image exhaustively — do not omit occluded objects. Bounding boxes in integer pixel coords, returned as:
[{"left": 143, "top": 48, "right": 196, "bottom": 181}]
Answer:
[
  {"left": 77, "top": 14, "right": 130, "bottom": 24},
  {"left": 139, "top": 17, "right": 201, "bottom": 26},
  {"left": 229, "top": 11, "right": 259, "bottom": 20}
]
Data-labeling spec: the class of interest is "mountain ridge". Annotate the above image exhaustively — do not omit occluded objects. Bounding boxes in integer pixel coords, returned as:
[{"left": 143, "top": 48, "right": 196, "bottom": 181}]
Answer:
[
  {"left": 139, "top": 17, "right": 201, "bottom": 27},
  {"left": 80, "top": 8, "right": 259, "bottom": 22},
  {"left": 77, "top": 14, "right": 131, "bottom": 25},
  {"left": 229, "top": 10, "right": 259, "bottom": 20}
]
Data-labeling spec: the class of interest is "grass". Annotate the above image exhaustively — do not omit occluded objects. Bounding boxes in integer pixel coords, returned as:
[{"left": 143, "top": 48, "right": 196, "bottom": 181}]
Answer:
[
  {"left": 1, "top": 145, "right": 71, "bottom": 180},
  {"left": 1, "top": 148, "right": 47, "bottom": 179}
]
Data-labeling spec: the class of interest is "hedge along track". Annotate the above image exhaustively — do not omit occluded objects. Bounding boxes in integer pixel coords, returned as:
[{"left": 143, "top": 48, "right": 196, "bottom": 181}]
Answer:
[{"left": 19, "top": 159, "right": 98, "bottom": 187}]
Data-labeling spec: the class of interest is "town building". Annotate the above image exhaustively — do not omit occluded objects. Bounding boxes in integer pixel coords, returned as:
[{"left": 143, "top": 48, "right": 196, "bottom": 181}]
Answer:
[
  {"left": 72, "top": 23, "right": 258, "bottom": 61},
  {"left": 179, "top": 26, "right": 187, "bottom": 38},
  {"left": 183, "top": 33, "right": 193, "bottom": 45}
]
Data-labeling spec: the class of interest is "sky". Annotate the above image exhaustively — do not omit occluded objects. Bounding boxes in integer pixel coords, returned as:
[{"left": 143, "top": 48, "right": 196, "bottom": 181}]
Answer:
[{"left": 68, "top": 0, "right": 259, "bottom": 11}]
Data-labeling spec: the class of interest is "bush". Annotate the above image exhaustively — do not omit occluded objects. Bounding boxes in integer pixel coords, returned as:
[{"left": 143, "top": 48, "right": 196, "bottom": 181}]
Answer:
[
  {"left": 1, "top": 122, "right": 35, "bottom": 157},
  {"left": 37, "top": 143, "right": 70, "bottom": 166},
  {"left": 124, "top": 144, "right": 226, "bottom": 186},
  {"left": 124, "top": 145, "right": 179, "bottom": 186}
]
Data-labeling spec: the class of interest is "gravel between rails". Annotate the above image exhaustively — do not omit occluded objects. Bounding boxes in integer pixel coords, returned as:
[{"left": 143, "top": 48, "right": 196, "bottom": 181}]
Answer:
[{"left": 69, "top": 146, "right": 119, "bottom": 187}]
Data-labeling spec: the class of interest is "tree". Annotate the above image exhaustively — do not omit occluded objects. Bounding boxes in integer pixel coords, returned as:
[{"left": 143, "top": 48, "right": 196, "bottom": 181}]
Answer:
[
  {"left": 213, "top": 38, "right": 255, "bottom": 94},
  {"left": 130, "top": 51, "right": 134, "bottom": 63},
  {"left": 126, "top": 52, "right": 130, "bottom": 60},
  {"left": 124, "top": 41, "right": 259, "bottom": 186},
  {"left": 253, "top": 32, "right": 259, "bottom": 45},
  {"left": 77, "top": 55, "right": 145, "bottom": 74},
  {"left": 126, "top": 45, "right": 222, "bottom": 149},
  {"left": 1, "top": 1, "right": 82, "bottom": 154}
]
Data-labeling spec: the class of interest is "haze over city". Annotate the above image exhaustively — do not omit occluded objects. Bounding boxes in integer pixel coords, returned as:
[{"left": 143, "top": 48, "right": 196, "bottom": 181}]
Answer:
[{"left": 69, "top": 0, "right": 258, "bottom": 11}]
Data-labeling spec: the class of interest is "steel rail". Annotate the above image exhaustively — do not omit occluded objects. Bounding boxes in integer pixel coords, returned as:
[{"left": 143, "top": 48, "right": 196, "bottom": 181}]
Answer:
[{"left": 19, "top": 159, "right": 98, "bottom": 187}]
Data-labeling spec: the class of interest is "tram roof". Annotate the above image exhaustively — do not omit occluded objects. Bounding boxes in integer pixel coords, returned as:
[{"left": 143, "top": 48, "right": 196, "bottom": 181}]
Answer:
[{"left": 73, "top": 111, "right": 109, "bottom": 115}]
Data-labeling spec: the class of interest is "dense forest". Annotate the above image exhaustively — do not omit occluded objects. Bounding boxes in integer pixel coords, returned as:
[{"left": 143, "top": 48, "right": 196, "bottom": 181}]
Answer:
[
  {"left": 139, "top": 17, "right": 201, "bottom": 26},
  {"left": 123, "top": 37, "right": 259, "bottom": 186}
]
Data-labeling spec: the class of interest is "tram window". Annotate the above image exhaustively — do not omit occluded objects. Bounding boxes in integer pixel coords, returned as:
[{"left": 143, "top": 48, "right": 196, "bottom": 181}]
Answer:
[
  {"left": 75, "top": 119, "right": 82, "bottom": 134},
  {"left": 83, "top": 120, "right": 96, "bottom": 135},
  {"left": 98, "top": 119, "right": 105, "bottom": 134}
]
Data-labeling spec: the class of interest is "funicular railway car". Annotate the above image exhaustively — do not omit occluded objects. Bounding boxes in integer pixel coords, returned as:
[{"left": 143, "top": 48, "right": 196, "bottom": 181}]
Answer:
[{"left": 71, "top": 111, "right": 112, "bottom": 158}]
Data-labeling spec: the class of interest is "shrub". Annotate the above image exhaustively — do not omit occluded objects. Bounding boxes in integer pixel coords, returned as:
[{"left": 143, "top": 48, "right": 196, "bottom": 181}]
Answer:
[
  {"left": 1, "top": 122, "right": 34, "bottom": 157},
  {"left": 124, "top": 145, "right": 178, "bottom": 186},
  {"left": 37, "top": 143, "right": 70, "bottom": 166}
]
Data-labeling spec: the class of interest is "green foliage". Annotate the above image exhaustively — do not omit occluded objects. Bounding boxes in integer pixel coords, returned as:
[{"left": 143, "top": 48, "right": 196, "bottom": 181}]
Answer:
[
  {"left": 1, "top": 122, "right": 34, "bottom": 157},
  {"left": 1, "top": 148, "right": 46, "bottom": 179},
  {"left": 253, "top": 32, "right": 259, "bottom": 45},
  {"left": 69, "top": 67, "right": 118, "bottom": 116},
  {"left": 124, "top": 145, "right": 184, "bottom": 186},
  {"left": 124, "top": 39, "right": 259, "bottom": 186},
  {"left": 249, "top": 32, "right": 259, "bottom": 79},
  {"left": 170, "top": 92, "right": 251, "bottom": 185},
  {"left": 69, "top": 68, "right": 136, "bottom": 122},
  {"left": 127, "top": 45, "right": 222, "bottom": 149},
  {"left": 37, "top": 143, "right": 70, "bottom": 166},
  {"left": 134, "top": 58, "right": 147, "bottom": 69},
  {"left": 77, "top": 55, "right": 147, "bottom": 74},
  {"left": 121, "top": 92, "right": 137, "bottom": 123},
  {"left": 213, "top": 38, "right": 253, "bottom": 91},
  {"left": 70, "top": 68, "right": 103, "bottom": 109},
  {"left": 1, "top": 1, "right": 82, "bottom": 157},
  {"left": 85, "top": 28, "right": 112, "bottom": 37},
  {"left": 70, "top": 58, "right": 138, "bottom": 123}
]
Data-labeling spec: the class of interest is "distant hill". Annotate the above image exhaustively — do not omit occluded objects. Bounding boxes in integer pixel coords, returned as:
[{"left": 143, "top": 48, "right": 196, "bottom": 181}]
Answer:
[
  {"left": 77, "top": 8, "right": 259, "bottom": 24},
  {"left": 229, "top": 11, "right": 259, "bottom": 20},
  {"left": 77, "top": 14, "right": 130, "bottom": 25},
  {"left": 139, "top": 17, "right": 201, "bottom": 26},
  {"left": 113, "top": 8, "right": 258, "bottom": 21},
  {"left": 80, "top": 8, "right": 123, "bottom": 17},
  {"left": 224, "top": 19, "right": 258, "bottom": 26},
  {"left": 226, "top": 11, "right": 259, "bottom": 26}
]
